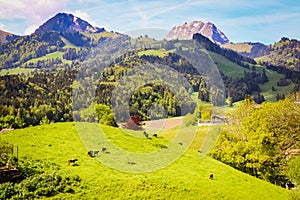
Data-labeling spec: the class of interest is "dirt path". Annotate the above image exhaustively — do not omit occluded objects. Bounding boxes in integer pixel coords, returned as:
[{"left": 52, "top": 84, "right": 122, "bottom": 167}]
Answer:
[{"left": 143, "top": 118, "right": 183, "bottom": 130}]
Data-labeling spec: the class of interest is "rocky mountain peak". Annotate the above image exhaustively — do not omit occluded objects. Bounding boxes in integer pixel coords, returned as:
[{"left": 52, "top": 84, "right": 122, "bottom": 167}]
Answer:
[
  {"left": 165, "top": 21, "right": 229, "bottom": 45},
  {"left": 34, "top": 13, "right": 105, "bottom": 34}
]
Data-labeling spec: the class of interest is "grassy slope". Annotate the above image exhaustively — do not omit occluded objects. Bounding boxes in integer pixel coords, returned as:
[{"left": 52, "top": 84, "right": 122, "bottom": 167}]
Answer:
[
  {"left": 222, "top": 43, "right": 253, "bottom": 53},
  {"left": 61, "top": 36, "right": 78, "bottom": 49},
  {"left": 207, "top": 51, "right": 251, "bottom": 78},
  {"left": 207, "top": 51, "right": 294, "bottom": 101},
  {"left": 138, "top": 49, "right": 171, "bottom": 58},
  {"left": 0, "top": 122, "right": 289, "bottom": 199},
  {"left": 24, "top": 51, "right": 72, "bottom": 65},
  {"left": 257, "top": 67, "right": 294, "bottom": 101},
  {"left": 0, "top": 67, "right": 34, "bottom": 75}
]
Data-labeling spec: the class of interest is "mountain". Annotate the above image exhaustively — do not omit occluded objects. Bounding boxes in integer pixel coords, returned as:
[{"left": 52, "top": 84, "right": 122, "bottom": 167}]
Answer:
[
  {"left": 0, "top": 29, "right": 20, "bottom": 44},
  {"left": 222, "top": 42, "right": 268, "bottom": 58},
  {"left": 34, "top": 13, "right": 105, "bottom": 34},
  {"left": 192, "top": 33, "right": 255, "bottom": 66},
  {"left": 255, "top": 37, "right": 300, "bottom": 71},
  {"left": 165, "top": 21, "right": 229, "bottom": 45},
  {"left": 224, "top": 37, "right": 300, "bottom": 71}
]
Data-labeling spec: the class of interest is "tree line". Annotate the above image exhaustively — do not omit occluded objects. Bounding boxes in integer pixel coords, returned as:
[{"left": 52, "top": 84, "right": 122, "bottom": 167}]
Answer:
[{"left": 211, "top": 94, "right": 300, "bottom": 187}]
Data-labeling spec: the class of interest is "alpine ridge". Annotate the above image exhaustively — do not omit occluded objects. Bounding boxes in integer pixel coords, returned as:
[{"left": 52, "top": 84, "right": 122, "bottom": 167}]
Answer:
[
  {"left": 0, "top": 29, "right": 20, "bottom": 44},
  {"left": 165, "top": 21, "right": 229, "bottom": 45},
  {"left": 34, "top": 13, "right": 105, "bottom": 34}
]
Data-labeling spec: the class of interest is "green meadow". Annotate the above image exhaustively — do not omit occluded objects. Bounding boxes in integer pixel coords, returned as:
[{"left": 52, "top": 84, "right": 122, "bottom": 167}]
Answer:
[
  {"left": 24, "top": 51, "right": 72, "bottom": 65},
  {"left": 0, "top": 122, "right": 290, "bottom": 199},
  {"left": 0, "top": 67, "right": 34, "bottom": 75}
]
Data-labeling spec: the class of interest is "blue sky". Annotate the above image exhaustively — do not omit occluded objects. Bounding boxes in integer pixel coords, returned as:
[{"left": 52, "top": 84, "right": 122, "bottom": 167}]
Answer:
[{"left": 0, "top": 0, "right": 299, "bottom": 44}]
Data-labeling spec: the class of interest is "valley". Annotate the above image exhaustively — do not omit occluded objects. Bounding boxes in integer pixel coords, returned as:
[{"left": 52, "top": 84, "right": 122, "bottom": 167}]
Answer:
[{"left": 0, "top": 11, "right": 299, "bottom": 200}]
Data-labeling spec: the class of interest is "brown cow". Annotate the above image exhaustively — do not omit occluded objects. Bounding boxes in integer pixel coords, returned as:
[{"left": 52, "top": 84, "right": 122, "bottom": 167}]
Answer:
[{"left": 68, "top": 158, "right": 78, "bottom": 165}]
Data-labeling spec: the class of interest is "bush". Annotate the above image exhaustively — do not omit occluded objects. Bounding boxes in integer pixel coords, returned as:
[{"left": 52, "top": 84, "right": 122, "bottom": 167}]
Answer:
[
  {"left": 0, "top": 171, "right": 80, "bottom": 199},
  {"left": 183, "top": 113, "right": 197, "bottom": 127},
  {"left": 17, "top": 157, "right": 60, "bottom": 178},
  {"left": 0, "top": 158, "right": 80, "bottom": 199},
  {"left": 0, "top": 140, "right": 13, "bottom": 166},
  {"left": 0, "top": 182, "right": 15, "bottom": 199}
]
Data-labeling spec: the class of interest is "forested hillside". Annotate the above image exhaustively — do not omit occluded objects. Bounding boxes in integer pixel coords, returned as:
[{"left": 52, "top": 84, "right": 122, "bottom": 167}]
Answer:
[
  {"left": 0, "top": 31, "right": 299, "bottom": 130},
  {"left": 211, "top": 93, "right": 300, "bottom": 186},
  {"left": 256, "top": 37, "right": 300, "bottom": 71},
  {"left": 224, "top": 37, "right": 300, "bottom": 72}
]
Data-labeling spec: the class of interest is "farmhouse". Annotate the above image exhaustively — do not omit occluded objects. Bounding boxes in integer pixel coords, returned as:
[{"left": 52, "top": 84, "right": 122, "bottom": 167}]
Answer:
[
  {"left": 211, "top": 115, "right": 227, "bottom": 124},
  {"left": 285, "top": 149, "right": 300, "bottom": 159}
]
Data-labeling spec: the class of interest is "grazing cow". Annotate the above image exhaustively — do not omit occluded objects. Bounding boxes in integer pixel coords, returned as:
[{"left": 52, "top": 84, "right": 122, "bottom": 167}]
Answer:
[
  {"left": 209, "top": 173, "right": 214, "bottom": 180},
  {"left": 102, "top": 147, "right": 107, "bottom": 152},
  {"left": 128, "top": 161, "right": 136, "bottom": 165},
  {"left": 68, "top": 158, "right": 78, "bottom": 165},
  {"left": 286, "top": 181, "right": 295, "bottom": 190},
  {"left": 178, "top": 142, "right": 183, "bottom": 146},
  {"left": 88, "top": 150, "right": 93, "bottom": 157},
  {"left": 153, "top": 134, "right": 158, "bottom": 138},
  {"left": 94, "top": 151, "right": 99, "bottom": 157},
  {"left": 143, "top": 131, "right": 149, "bottom": 138}
]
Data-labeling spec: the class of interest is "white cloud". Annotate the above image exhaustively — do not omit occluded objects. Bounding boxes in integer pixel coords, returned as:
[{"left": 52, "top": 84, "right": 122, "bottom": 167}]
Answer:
[
  {"left": 72, "top": 10, "right": 97, "bottom": 26},
  {"left": 0, "top": 0, "right": 69, "bottom": 35},
  {"left": 0, "top": 23, "right": 7, "bottom": 31},
  {"left": 24, "top": 24, "right": 39, "bottom": 35},
  {"left": 0, "top": 0, "right": 69, "bottom": 34},
  {"left": 0, "top": 0, "right": 68, "bottom": 21}
]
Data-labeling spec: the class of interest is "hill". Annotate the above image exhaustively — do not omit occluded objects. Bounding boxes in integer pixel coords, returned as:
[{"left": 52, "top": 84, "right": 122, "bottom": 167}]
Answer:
[
  {"left": 0, "top": 122, "right": 290, "bottom": 199},
  {"left": 0, "top": 30, "right": 19, "bottom": 44},
  {"left": 256, "top": 37, "right": 300, "bottom": 71},
  {"left": 223, "top": 38, "right": 300, "bottom": 72},
  {"left": 165, "top": 21, "right": 229, "bottom": 45},
  {"left": 35, "top": 13, "right": 105, "bottom": 34},
  {"left": 222, "top": 42, "right": 268, "bottom": 58}
]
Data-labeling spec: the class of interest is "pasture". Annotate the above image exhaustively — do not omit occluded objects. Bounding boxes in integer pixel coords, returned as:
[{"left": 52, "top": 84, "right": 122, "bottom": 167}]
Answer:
[
  {"left": 24, "top": 51, "right": 72, "bottom": 65},
  {"left": 0, "top": 122, "right": 291, "bottom": 199},
  {"left": 0, "top": 67, "right": 34, "bottom": 75}
]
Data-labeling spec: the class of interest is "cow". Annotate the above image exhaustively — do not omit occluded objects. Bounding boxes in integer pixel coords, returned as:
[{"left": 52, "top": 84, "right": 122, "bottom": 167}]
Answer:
[
  {"left": 68, "top": 158, "right": 78, "bottom": 165},
  {"left": 94, "top": 151, "right": 99, "bottom": 157},
  {"left": 128, "top": 161, "right": 136, "bottom": 165},
  {"left": 286, "top": 181, "right": 295, "bottom": 190},
  {"left": 88, "top": 150, "right": 93, "bottom": 157},
  {"left": 209, "top": 173, "right": 214, "bottom": 180},
  {"left": 153, "top": 134, "right": 158, "bottom": 138},
  {"left": 102, "top": 147, "right": 107, "bottom": 153},
  {"left": 143, "top": 131, "right": 149, "bottom": 138}
]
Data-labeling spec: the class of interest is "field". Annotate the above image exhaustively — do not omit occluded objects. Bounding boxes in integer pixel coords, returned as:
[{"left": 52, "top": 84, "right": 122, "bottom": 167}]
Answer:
[
  {"left": 0, "top": 67, "right": 34, "bottom": 75},
  {"left": 207, "top": 51, "right": 251, "bottom": 78},
  {"left": 138, "top": 49, "right": 173, "bottom": 58},
  {"left": 221, "top": 43, "right": 253, "bottom": 53},
  {"left": 24, "top": 51, "right": 72, "bottom": 65},
  {"left": 258, "top": 67, "right": 295, "bottom": 101},
  {"left": 206, "top": 51, "right": 294, "bottom": 101},
  {"left": 0, "top": 122, "right": 291, "bottom": 199}
]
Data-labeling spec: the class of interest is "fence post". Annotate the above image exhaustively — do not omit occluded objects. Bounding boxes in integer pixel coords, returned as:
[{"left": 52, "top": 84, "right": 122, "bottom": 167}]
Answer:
[{"left": 16, "top": 146, "right": 19, "bottom": 168}]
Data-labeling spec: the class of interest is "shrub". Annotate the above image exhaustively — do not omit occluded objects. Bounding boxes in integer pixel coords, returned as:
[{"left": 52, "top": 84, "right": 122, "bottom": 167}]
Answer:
[{"left": 0, "top": 172, "right": 80, "bottom": 199}]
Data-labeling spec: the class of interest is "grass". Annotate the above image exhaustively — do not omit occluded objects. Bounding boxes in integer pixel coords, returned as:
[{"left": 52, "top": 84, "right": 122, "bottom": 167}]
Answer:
[
  {"left": 207, "top": 51, "right": 251, "bottom": 78},
  {"left": 222, "top": 43, "right": 253, "bottom": 53},
  {"left": 0, "top": 122, "right": 290, "bottom": 199},
  {"left": 24, "top": 51, "right": 72, "bottom": 65},
  {"left": 204, "top": 51, "right": 294, "bottom": 101},
  {"left": 257, "top": 67, "right": 295, "bottom": 101},
  {"left": 0, "top": 67, "right": 34, "bottom": 75},
  {"left": 61, "top": 36, "right": 78, "bottom": 49},
  {"left": 138, "top": 49, "right": 172, "bottom": 58}
]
